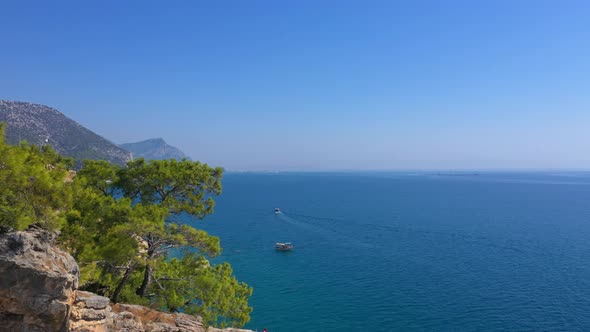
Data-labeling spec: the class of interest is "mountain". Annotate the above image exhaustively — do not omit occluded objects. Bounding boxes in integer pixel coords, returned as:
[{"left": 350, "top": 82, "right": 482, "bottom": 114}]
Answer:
[
  {"left": 121, "top": 138, "right": 190, "bottom": 161},
  {"left": 0, "top": 100, "right": 132, "bottom": 165}
]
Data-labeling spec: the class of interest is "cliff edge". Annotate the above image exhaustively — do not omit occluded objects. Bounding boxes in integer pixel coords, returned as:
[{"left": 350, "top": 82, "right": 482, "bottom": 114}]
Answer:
[
  {"left": 0, "top": 228, "right": 252, "bottom": 332},
  {"left": 0, "top": 228, "right": 79, "bottom": 331}
]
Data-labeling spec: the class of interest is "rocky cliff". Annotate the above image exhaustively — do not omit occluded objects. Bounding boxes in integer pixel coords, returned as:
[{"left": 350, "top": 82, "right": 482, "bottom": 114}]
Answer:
[
  {"left": 0, "top": 228, "right": 252, "bottom": 332},
  {"left": 0, "top": 100, "right": 133, "bottom": 166},
  {"left": 0, "top": 228, "right": 78, "bottom": 331}
]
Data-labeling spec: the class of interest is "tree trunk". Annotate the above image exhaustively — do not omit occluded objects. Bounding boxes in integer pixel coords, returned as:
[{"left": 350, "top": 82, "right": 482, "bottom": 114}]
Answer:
[
  {"left": 136, "top": 262, "right": 152, "bottom": 297},
  {"left": 112, "top": 265, "right": 133, "bottom": 304}
]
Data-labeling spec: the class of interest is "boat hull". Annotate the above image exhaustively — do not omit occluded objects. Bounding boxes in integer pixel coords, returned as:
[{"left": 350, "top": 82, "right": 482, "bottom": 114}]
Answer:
[{"left": 275, "top": 242, "right": 293, "bottom": 251}]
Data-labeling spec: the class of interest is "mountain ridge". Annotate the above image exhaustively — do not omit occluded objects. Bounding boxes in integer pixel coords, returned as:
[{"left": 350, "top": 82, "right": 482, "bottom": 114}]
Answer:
[
  {"left": 121, "top": 138, "right": 190, "bottom": 161},
  {"left": 0, "top": 100, "right": 132, "bottom": 165}
]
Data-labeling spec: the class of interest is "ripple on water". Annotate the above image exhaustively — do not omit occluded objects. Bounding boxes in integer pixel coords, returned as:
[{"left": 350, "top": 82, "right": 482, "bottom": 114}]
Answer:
[{"left": 194, "top": 173, "right": 590, "bottom": 331}]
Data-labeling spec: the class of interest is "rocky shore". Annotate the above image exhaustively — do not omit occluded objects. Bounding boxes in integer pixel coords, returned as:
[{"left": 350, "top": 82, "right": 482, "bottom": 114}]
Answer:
[{"left": 0, "top": 228, "right": 253, "bottom": 332}]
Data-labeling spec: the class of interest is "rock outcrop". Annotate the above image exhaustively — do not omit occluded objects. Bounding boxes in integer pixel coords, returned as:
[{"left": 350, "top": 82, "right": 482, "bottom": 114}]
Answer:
[
  {"left": 69, "top": 291, "right": 112, "bottom": 332},
  {"left": 110, "top": 304, "right": 205, "bottom": 331},
  {"left": 0, "top": 228, "right": 79, "bottom": 331},
  {"left": 0, "top": 228, "right": 252, "bottom": 332},
  {"left": 69, "top": 297, "right": 253, "bottom": 332}
]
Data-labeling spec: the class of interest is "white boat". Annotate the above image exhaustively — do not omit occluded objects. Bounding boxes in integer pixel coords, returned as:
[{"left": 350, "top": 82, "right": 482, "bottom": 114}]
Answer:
[
  {"left": 274, "top": 208, "right": 281, "bottom": 214},
  {"left": 275, "top": 242, "right": 293, "bottom": 251}
]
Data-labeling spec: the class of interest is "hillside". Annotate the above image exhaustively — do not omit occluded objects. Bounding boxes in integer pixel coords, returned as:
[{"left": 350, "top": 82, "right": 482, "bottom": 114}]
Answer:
[
  {"left": 0, "top": 100, "right": 132, "bottom": 165},
  {"left": 121, "top": 138, "right": 190, "bottom": 160}
]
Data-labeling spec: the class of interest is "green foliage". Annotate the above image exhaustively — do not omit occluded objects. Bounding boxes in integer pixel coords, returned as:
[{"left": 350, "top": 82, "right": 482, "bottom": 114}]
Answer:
[
  {"left": 153, "top": 255, "right": 253, "bottom": 328},
  {"left": 63, "top": 156, "right": 251, "bottom": 327},
  {"left": 0, "top": 123, "right": 73, "bottom": 230},
  {"left": 0, "top": 125, "right": 252, "bottom": 327},
  {"left": 77, "top": 160, "right": 119, "bottom": 195},
  {"left": 119, "top": 158, "right": 223, "bottom": 218}
]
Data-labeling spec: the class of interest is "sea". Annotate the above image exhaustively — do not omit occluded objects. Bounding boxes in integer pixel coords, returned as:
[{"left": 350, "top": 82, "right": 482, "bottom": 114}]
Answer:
[{"left": 184, "top": 172, "right": 590, "bottom": 331}]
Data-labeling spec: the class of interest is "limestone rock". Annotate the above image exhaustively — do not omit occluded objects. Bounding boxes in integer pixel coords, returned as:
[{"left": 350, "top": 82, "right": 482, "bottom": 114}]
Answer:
[
  {"left": 110, "top": 304, "right": 205, "bottom": 332},
  {"left": 0, "top": 228, "right": 253, "bottom": 332},
  {"left": 69, "top": 291, "right": 112, "bottom": 331},
  {"left": 0, "top": 228, "right": 79, "bottom": 332}
]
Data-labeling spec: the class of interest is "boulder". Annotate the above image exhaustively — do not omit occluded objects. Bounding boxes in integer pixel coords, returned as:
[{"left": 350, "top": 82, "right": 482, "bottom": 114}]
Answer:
[{"left": 0, "top": 228, "right": 79, "bottom": 331}]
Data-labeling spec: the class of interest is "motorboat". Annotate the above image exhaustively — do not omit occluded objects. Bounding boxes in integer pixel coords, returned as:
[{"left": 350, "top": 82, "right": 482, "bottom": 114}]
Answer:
[
  {"left": 275, "top": 242, "right": 293, "bottom": 251},
  {"left": 274, "top": 208, "right": 281, "bottom": 214}
]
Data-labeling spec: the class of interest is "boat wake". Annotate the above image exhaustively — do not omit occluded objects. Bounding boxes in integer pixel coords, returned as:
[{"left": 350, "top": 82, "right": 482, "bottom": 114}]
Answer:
[{"left": 277, "top": 210, "right": 539, "bottom": 256}]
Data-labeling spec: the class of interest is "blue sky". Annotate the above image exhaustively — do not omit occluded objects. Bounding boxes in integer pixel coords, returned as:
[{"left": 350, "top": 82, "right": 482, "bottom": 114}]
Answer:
[{"left": 1, "top": 1, "right": 589, "bottom": 170}]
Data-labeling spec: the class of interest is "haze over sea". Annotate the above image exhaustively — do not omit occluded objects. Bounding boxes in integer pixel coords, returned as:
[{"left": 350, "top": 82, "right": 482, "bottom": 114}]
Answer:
[{"left": 186, "top": 172, "right": 590, "bottom": 332}]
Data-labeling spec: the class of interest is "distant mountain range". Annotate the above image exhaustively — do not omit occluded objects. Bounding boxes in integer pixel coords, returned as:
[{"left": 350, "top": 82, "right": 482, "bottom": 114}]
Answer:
[
  {"left": 121, "top": 138, "right": 190, "bottom": 161},
  {"left": 0, "top": 100, "right": 190, "bottom": 164},
  {"left": 0, "top": 100, "right": 132, "bottom": 165}
]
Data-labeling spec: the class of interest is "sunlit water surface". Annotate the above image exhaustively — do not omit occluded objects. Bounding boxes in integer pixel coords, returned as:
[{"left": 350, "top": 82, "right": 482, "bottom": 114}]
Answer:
[{"left": 187, "top": 172, "right": 590, "bottom": 331}]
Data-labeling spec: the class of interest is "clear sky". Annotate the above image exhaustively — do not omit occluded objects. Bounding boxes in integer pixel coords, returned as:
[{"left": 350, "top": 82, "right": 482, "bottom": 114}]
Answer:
[{"left": 1, "top": 1, "right": 589, "bottom": 170}]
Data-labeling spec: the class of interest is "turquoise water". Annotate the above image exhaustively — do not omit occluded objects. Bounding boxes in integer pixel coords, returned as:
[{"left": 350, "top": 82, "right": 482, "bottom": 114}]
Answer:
[{"left": 187, "top": 172, "right": 590, "bottom": 331}]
